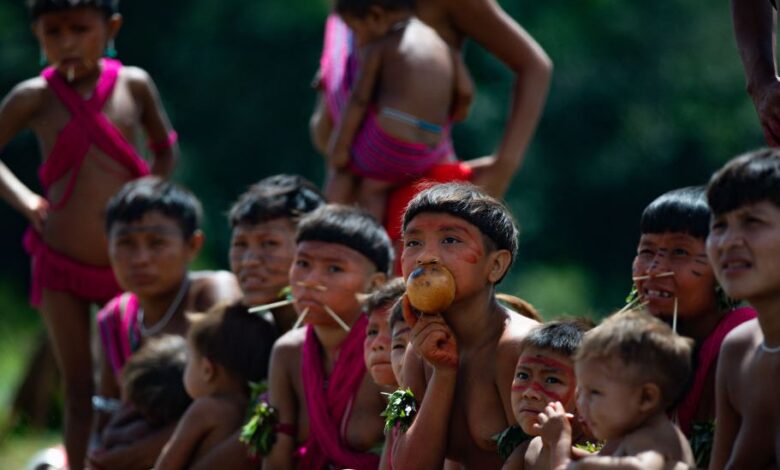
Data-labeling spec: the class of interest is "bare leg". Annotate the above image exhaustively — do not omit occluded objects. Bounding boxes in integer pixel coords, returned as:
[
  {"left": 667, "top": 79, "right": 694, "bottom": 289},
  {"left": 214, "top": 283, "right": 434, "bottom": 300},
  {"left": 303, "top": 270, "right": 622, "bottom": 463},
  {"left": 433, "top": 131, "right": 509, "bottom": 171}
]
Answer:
[
  {"left": 356, "top": 177, "right": 394, "bottom": 223},
  {"left": 324, "top": 166, "right": 358, "bottom": 204},
  {"left": 40, "top": 289, "right": 94, "bottom": 470}
]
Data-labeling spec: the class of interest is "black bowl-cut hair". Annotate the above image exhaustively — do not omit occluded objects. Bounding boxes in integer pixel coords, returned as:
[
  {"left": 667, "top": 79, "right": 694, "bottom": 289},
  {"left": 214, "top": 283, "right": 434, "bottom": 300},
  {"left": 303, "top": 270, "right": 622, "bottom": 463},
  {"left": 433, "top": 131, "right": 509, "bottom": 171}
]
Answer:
[{"left": 640, "top": 186, "right": 710, "bottom": 240}]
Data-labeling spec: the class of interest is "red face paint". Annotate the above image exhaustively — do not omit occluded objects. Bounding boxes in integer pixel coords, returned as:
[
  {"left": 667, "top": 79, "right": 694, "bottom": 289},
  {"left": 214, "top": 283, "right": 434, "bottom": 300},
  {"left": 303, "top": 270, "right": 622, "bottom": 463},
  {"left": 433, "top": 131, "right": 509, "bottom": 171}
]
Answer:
[{"left": 519, "top": 356, "right": 575, "bottom": 376}]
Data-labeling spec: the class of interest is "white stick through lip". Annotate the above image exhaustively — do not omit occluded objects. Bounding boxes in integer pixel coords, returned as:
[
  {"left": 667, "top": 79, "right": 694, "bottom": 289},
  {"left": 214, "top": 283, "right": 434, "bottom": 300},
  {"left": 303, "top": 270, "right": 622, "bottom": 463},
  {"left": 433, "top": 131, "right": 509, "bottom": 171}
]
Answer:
[
  {"left": 323, "top": 305, "right": 351, "bottom": 332},
  {"left": 296, "top": 281, "right": 327, "bottom": 292},
  {"left": 248, "top": 298, "right": 295, "bottom": 313},
  {"left": 632, "top": 271, "right": 675, "bottom": 282},
  {"left": 672, "top": 297, "right": 678, "bottom": 334},
  {"left": 292, "top": 307, "right": 310, "bottom": 330}
]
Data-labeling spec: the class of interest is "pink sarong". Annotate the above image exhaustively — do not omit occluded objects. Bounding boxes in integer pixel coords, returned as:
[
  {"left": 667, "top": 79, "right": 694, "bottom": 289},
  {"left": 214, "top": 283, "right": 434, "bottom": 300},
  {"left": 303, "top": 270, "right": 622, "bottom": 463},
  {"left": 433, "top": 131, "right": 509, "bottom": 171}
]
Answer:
[
  {"left": 96, "top": 293, "right": 142, "bottom": 382},
  {"left": 675, "top": 306, "right": 757, "bottom": 435},
  {"left": 319, "top": 14, "right": 357, "bottom": 124},
  {"left": 298, "top": 315, "right": 380, "bottom": 470}
]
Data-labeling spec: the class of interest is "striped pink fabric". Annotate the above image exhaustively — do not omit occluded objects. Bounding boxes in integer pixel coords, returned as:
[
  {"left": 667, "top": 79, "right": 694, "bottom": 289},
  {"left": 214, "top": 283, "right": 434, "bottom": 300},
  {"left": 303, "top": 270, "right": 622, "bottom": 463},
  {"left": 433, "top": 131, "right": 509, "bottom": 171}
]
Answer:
[
  {"left": 349, "top": 109, "right": 454, "bottom": 184},
  {"left": 97, "top": 293, "right": 142, "bottom": 382},
  {"left": 319, "top": 14, "right": 357, "bottom": 124}
]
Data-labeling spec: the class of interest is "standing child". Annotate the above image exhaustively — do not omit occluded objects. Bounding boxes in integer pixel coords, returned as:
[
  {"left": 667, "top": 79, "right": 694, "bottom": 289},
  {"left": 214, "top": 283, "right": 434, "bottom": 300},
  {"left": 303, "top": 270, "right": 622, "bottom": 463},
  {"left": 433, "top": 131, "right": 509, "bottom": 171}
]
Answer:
[
  {"left": 325, "top": 0, "right": 471, "bottom": 221},
  {"left": 706, "top": 148, "right": 780, "bottom": 469},
  {"left": 538, "top": 310, "right": 695, "bottom": 469},
  {"left": 392, "top": 182, "right": 538, "bottom": 468},
  {"left": 503, "top": 319, "right": 592, "bottom": 470},
  {"left": 264, "top": 205, "right": 392, "bottom": 470},
  {"left": 154, "top": 303, "right": 277, "bottom": 469},
  {"left": 0, "top": 0, "right": 177, "bottom": 465}
]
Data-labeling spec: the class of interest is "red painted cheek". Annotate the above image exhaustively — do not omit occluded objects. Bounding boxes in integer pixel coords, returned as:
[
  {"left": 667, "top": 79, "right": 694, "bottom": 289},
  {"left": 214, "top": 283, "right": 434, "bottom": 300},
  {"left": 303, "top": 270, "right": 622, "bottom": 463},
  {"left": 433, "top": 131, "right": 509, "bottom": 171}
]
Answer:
[
  {"left": 512, "top": 384, "right": 529, "bottom": 392},
  {"left": 531, "top": 382, "right": 564, "bottom": 403}
]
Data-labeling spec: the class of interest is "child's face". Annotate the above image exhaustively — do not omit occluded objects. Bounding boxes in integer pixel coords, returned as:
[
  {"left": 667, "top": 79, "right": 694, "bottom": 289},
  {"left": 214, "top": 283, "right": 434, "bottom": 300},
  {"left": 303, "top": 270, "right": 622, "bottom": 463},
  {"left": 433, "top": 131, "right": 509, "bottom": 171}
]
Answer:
[
  {"left": 32, "top": 8, "right": 120, "bottom": 81},
  {"left": 511, "top": 347, "right": 576, "bottom": 436},
  {"left": 390, "top": 321, "right": 411, "bottom": 385},
  {"left": 402, "top": 213, "right": 500, "bottom": 304},
  {"left": 632, "top": 232, "right": 718, "bottom": 319},
  {"left": 364, "top": 306, "right": 396, "bottom": 386},
  {"left": 290, "top": 241, "right": 383, "bottom": 327},
  {"left": 707, "top": 201, "right": 780, "bottom": 302},
  {"left": 229, "top": 219, "right": 296, "bottom": 306},
  {"left": 183, "top": 344, "right": 212, "bottom": 400},
  {"left": 108, "top": 211, "right": 201, "bottom": 299},
  {"left": 575, "top": 357, "right": 647, "bottom": 441}
]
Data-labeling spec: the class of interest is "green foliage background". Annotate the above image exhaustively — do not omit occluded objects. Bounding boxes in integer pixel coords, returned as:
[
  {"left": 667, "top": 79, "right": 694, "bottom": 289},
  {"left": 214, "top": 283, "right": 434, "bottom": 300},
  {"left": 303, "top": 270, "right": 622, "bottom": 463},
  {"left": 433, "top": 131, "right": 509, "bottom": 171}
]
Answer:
[{"left": 0, "top": 0, "right": 765, "bottom": 321}]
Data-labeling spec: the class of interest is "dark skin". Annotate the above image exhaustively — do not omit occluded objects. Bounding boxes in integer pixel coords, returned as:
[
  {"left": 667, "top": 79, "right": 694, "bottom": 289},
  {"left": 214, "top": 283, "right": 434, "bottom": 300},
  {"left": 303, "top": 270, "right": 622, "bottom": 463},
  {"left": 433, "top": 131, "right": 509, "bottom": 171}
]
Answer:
[{"left": 732, "top": 0, "right": 780, "bottom": 146}]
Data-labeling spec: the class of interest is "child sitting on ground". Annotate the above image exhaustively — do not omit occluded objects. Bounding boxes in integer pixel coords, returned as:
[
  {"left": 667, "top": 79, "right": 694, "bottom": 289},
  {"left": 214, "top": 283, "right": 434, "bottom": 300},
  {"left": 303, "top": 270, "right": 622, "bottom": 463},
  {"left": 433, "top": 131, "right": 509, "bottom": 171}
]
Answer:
[
  {"left": 364, "top": 277, "right": 406, "bottom": 388},
  {"left": 89, "top": 178, "right": 240, "bottom": 469},
  {"left": 154, "top": 303, "right": 277, "bottom": 469},
  {"left": 538, "top": 310, "right": 695, "bottom": 469},
  {"left": 0, "top": 0, "right": 178, "bottom": 464},
  {"left": 265, "top": 205, "right": 392, "bottom": 470},
  {"left": 503, "top": 319, "right": 592, "bottom": 470},
  {"left": 325, "top": 0, "right": 472, "bottom": 221},
  {"left": 393, "top": 182, "right": 538, "bottom": 468},
  {"left": 101, "top": 335, "right": 191, "bottom": 450},
  {"left": 706, "top": 148, "right": 780, "bottom": 469}
]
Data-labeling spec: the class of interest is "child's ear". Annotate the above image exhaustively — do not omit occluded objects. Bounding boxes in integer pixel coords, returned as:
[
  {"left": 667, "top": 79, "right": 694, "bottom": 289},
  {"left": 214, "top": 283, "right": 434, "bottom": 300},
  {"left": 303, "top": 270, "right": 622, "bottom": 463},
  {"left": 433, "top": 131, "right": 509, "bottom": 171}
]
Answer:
[
  {"left": 486, "top": 249, "right": 512, "bottom": 284},
  {"left": 638, "top": 382, "right": 661, "bottom": 412},
  {"left": 107, "top": 13, "right": 123, "bottom": 39},
  {"left": 186, "top": 230, "right": 205, "bottom": 260},
  {"left": 201, "top": 357, "right": 216, "bottom": 382},
  {"left": 367, "top": 271, "right": 387, "bottom": 292}
]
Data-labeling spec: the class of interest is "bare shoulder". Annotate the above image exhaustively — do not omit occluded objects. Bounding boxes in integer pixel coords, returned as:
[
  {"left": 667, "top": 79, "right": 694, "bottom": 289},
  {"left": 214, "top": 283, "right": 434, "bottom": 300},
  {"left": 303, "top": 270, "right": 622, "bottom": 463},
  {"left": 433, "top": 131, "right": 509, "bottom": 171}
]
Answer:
[
  {"left": 721, "top": 318, "right": 761, "bottom": 358},
  {"left": 1, "top": 77, "right": 49, "bottom": 112},
  {"left": 272, "top": 327, "right": 307, "bottom": 357},
  {"left": 190, "top": 270, "right": 241, "bottom": 309},
  {"left": 621, "top": 416, "right": 693, "bottom": 464},
  {"left": 497, "top": 307, "right": 539, "bottom": 355},
  {"left": 119, "top": 65, "right": 153, "bottom": 89},
  {"left": 185, "top": 397, "right": 232, "bottom": 423}
]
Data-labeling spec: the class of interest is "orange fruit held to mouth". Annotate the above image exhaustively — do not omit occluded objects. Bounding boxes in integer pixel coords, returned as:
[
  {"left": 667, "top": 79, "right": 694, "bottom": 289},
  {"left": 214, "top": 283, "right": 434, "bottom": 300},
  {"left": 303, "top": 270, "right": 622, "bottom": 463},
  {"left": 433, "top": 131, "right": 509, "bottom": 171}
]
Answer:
[{"left": 406, "top": 263, "right": 456, "bottom": 314}]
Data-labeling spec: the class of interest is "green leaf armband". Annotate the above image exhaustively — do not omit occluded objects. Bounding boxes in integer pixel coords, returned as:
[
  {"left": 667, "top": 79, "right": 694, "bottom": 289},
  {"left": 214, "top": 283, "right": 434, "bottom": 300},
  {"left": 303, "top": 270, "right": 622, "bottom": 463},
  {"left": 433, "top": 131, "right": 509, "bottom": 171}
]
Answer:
[
  {"left": 493, "top": 425, "right": 530, "bottom": 461},
  {"left": 380, "top": 388, "right": 418, "bottom": 434},
  {"left": 239, "top": 381, "right": 278, "bottom": 458}
]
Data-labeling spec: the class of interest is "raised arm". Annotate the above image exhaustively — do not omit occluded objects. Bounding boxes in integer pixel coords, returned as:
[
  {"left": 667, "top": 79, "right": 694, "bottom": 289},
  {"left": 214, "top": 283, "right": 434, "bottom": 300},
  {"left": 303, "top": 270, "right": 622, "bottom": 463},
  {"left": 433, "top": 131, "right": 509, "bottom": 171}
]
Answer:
[
  {"left": 127, "top": 67, "right": 179, "bottom": 178},
  {"left": 263, "top": 342, "right": 299, "bottom": 470},
  {"left": 392, "top": 314, "right": 458, "bottom": 470},
  {"left": 327, "top": 44, "right": 383, "bottom": 168},
  {"left": 0, "top": 81, "right": 48, "bottom": 232},
  {"left": 732, "top": 0, "right": 780, "bottom": 145},
  {"left": 448, "top": 0, "right": 552, "bottom": 197}
]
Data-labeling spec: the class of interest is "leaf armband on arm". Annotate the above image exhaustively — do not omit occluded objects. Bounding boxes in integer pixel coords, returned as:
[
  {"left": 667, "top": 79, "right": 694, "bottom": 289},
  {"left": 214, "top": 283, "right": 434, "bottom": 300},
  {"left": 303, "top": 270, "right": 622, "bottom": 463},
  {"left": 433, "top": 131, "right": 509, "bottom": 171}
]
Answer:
[
  {"left": 381, "top": 388, "right": 418, "bottom": 434},
  {"left": 239, "top": 381, "right": 279, "bottom": 458}
]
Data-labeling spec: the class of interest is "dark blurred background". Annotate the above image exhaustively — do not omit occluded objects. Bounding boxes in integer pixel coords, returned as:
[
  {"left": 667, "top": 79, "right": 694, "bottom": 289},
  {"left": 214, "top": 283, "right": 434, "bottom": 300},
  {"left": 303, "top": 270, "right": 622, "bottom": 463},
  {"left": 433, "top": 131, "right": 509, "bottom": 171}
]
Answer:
[{"left": 0, "top": 0, "right": 765, "bottom": 321}]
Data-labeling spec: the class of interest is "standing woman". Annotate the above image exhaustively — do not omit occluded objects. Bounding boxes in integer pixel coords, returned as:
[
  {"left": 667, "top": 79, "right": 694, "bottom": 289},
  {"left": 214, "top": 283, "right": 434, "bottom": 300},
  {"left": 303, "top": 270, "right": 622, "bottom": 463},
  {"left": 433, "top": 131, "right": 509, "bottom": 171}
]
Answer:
[
  {"left": 629, "top": 186, "right": 755, "bottom": 467},
  {"left": 311, "top": 0, "right": 552, "bottom": 199}
]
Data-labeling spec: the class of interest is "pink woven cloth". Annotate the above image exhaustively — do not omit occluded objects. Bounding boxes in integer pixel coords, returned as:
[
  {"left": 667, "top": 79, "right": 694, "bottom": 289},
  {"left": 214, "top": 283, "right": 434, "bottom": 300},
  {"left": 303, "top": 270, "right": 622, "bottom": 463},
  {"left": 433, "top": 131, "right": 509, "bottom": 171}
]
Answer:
[
  {"left": 298, "top": 315, "right": 379, "bottom": 470},
  {"left": 96, "top": 293, "right": 142, "bottom": 382}
]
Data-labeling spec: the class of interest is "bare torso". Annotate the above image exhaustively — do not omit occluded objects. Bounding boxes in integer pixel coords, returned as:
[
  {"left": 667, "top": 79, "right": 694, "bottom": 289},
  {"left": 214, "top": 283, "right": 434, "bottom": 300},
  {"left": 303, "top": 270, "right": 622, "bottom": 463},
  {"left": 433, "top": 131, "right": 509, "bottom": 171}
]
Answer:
[{"left": 25, "top": 66, "right": 149, "bottom": 265}]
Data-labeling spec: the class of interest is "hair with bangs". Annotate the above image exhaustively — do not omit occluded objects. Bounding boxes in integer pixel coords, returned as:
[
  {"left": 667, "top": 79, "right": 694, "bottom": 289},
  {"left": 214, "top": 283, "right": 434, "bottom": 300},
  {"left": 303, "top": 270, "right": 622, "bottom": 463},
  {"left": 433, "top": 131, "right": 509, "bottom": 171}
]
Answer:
[
  {"left": 28, "top": 0, "right": 118, "bottom": 19},
  {"left": 640, "top": 186, "right": 710, "bottom": 240},
  {"left": 228, "top": 174, "right": 324, "bottom": 228},
  {"left": 523, "top": 318, "right": 593, "bottom": 358},
  {"left": 297, "top": 204, "right": 394, "bottom": 275},
  {"left": 365, "top": 277, "right": 405, "bottom": 314},
  {"left": 105, "top": 177, "right": 202, "bottom": 238},
  {"left": 335, "top": 0, "right": 415, "bottom": 17},
  {"left": 402, "top": 182, "right": 519, "bottom": 283},
  {"left": 576, "top": 309, "right": 693, "bottom": 408},
  {"left": 707, "top": 148, "right": 780, "bottom": 216}
]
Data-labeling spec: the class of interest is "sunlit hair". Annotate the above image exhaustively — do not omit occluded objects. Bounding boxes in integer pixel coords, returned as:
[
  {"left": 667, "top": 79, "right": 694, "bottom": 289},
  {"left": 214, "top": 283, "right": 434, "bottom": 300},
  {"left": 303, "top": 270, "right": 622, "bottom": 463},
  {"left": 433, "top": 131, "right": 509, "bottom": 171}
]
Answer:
[
  {"left": 640, "top": 186, "right": 710, "bottom": 240},
  {"left": 188, "top": 303, "right": 278, "bottom": 391},
  {"left": 403, "top": 182, "right": 519, "bottom": 283},
  {"left": 576, "top": 309, "right": 692, "bottom": 408},
  {"left": 121, "top": 335, "right": 191, "bottom": 426},
  {"left": 707, "top": 147, "right": 780, "bottom": 216},
  {"left": 105, "top": 176, "right": 202, "bottom": 238},
  {"left": 365, "top": 277, "right": 405, "bottom": 315},
  {"left": 335, "top": 0, "right": 415, "bottom": 17},
  {"left": 523, "top": 318, "right": 593, "bottom": 358},
  {"left": 297, "top": 204, "right": 394, "bottom": 275},
  {"left": 228, "top": 174, "right": 324, "bottom": 228},
  {"left": 28, "top": 0, "right": 118, "bottom": 19}
]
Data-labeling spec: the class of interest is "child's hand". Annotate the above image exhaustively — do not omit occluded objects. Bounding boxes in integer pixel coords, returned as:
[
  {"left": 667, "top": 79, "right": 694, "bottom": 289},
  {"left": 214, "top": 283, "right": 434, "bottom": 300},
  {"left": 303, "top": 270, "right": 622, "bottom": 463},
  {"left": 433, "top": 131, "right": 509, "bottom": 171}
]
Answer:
[
  {"left": 534, "top": 401, "right": 573, "bottom": 446},
  {"left": 23, "top": 193, "right": 48, "bottom": 232},
  {"left": 410, "top": 312, "right": 458, "bottom": 370}
]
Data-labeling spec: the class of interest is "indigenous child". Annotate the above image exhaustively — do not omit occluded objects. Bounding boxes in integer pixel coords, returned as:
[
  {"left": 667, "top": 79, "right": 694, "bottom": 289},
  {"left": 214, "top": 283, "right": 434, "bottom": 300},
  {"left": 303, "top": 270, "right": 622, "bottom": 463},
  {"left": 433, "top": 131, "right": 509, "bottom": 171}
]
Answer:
[
  {"left": 503, "top": 319, "right": 592, "bottom": 470},
  {"left": 325, "top": 0, "right": 471, "bottom": 221},
  {"left": 538, "top": 310, "right": 695, "bottom": 469},
  {"left": 364, "top": 277, "right": 406, "bottom": 387},
  {"left": 101, "top": 335, "right": 191, "bottom": 450},
  {"left": 706, "top": 148, "right": 780, "bottom": 469},
  {"left": 393, "top": 182, "right": 539, "bottom": 468},
  {"left": 630, "top": 186, "right": 755, "bottom": 462},
  {"left": 155, "top": 303, "right": 277, "bottom": 469},
  {"left": 89, "top": 178, "right": 240, "bottom": 469},
  {"left": 388, "top": 296, "right": 410, "bottom": 386},
  {"left": 228, "top": 173, "right": 325, "bottom": 332},
  {"left": 0, "top": 1, "right": 178, "bottom": 464},
  {"left": 264, "top": 204, "right": 393, "bottom": 469}
]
